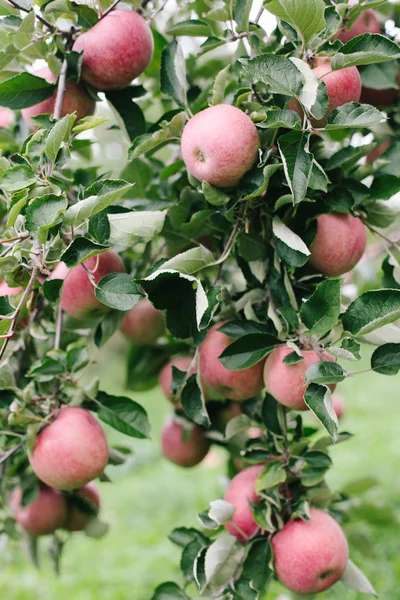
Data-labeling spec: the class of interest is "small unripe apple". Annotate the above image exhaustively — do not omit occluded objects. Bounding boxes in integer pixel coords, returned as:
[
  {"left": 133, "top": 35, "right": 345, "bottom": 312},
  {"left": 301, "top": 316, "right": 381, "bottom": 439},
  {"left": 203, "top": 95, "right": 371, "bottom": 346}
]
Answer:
[
  {"left": 159, "top": 357, "right": 196, "bottom": 406},
  {"left": 21, "top": 67, "right": 95, "bottom": 128},
  {"left": 199, "top": 323, "right": 265, "bottom": 402},
  {"left": 310, "top": 213, "right": 367, "bottom": 276},
  {"left": 272, "top": 508, "right": 349, "bottom": 594},
  {"left": 60, "top": 250, "right": 125, "bottom": 319},
  {"left": 73, "top": 10, "right": 154, "bottom": 90},
  {"left": 29, "top": 406, "right": 109, "bottom": 491},
  {"left": 120, "top": 298, "right": 165, "bottom": 345},
  {"left": 64, "top": 482, "right": 100, "bottom": 531},
  {"left": 11, "top": 485, "right": 67, "bottom": 536},
  {"left": 161, "top": 419, "right": 210, "bottom": 468},
  {"left": 181, "top": 104, "right": 260, "bottom": 188},
  {"left": 338, "top": 2, "right": 380, "bottom": 44},
  {"left": 263, "top": 346, "right": 336, "bottom": 411},
  {"left": 0, "top": 107, "right": 13, "bottom": 128},
  {"left": 366, "top": 139, "right": 391, "bottom": 163},
  {"left": 224, "top": 464, "right": 264, "bottom": 543}
]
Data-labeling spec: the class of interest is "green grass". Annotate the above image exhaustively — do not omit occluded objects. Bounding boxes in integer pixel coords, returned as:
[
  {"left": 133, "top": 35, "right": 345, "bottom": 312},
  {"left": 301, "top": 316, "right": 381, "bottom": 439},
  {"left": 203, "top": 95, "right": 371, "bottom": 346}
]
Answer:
[{"left": 1, "top": 337, "right": 399, "bottom": 600}]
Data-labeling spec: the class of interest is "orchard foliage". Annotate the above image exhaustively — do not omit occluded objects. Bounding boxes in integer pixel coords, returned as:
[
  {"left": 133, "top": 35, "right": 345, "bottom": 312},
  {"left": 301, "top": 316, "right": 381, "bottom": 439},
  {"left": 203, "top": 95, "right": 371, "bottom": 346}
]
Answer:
[{"left": 0, "top": 0, "right": 399, "bottom": 597}]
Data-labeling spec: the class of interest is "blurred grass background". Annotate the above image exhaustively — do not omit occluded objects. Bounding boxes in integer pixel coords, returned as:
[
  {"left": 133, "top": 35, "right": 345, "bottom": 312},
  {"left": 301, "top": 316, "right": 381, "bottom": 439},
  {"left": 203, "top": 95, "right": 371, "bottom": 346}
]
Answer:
[{"left": 0, "top": 336, "right": 399, "bottom": 600}]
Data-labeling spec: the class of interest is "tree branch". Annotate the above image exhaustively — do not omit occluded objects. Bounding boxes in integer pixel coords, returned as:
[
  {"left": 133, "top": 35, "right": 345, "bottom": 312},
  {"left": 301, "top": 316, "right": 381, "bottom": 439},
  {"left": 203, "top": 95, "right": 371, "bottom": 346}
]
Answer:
[
  {"left": 53, "top": 57, "right": 68, "bottom": 121},
  {"left": 7, "top": 0, "right": 55, "bottom": 31},
  {"left": 54, "top": 303, "right": 63, "bottom": 350},
  {"left": 0, "top": 442, "right": 23, "bottom": 466}
]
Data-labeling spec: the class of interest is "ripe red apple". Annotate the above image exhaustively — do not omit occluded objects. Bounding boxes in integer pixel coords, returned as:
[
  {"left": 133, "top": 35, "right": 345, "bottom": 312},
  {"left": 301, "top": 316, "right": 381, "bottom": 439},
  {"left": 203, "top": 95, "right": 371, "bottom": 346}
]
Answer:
[
  {"left": 332, "top": 395, "right": 345, "bottom": 420},
  {"left": 120, "top": 298, "right": 165, "bottom": 345},
  {"left": 338, "top": 2, "right": 380, "bottom": 44},
  {"left": 0, "top": 107, "right": 13, "bottom": 128},
  {"left": 263, "top": 346, "right": 336, "bottom": 411},
  {"left": 272, "top": 508, "right": 349, "bottom": 594},
  {"left": 360, "top": 85, "right": 398, "bottom": 108},
  {"left": 0, "top": 281, "right": 23, "bottom": 297},
  {"left": 159, "top": 356, "right": 196, "bottom": 407},
  {"left": 161, "top": 419, "right": 210, "bottom": 468},
  {"left": 21, "top": 67, "right": 95, "bottom": 128},
  {"left": 29, "top": 406, "right": 109, "bottom": 491},
  {"left": 180, "top": 104, "right": 260, "bottom": 188},
  {"left": 49, "top": 261, "right": 69, "bottom": 280},
  {"left": 366, "top": 139, "right": 391, "bottom": 163},
  {"left": 64, "top": 482, "right": 100, "bottom": 531},
  {"left": 224, "top": 464, "right": 264, "bottom": 543},
  {"left": 11, "top": 484, "right": 67, "bottom": 536},
  {"left": 60, "top": 250, "right": 125, "bottom": 319},
  {"left": 73, "top": 10, "right": 153, "bottom": 90},
  {"left": 310, "top": 213, "right": 367, "bottom": 276},
  {"left": 289, "top": 60, "right": 361, "bottom": 127}
]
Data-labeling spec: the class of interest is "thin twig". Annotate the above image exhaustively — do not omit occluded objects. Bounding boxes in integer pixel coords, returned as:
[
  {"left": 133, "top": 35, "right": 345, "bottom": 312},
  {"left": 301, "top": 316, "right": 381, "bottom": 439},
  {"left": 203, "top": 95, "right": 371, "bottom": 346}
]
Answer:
[
  {"left": 365, "top": 223, "right": 400, "bottom": 252},
  {"left": 54, "top": 303, "right": 63, "bottom": 350},
  {"left": 7, "top": 0, "right": 55, "bottom": 31},
  {"left": 53, "top": 57, "right": 68, "bottom": 121},
  {"left": 254, "top": 5, "right": 264, "bottom": 24},
  {"left": 148, "top": 0, "right": 169, "bottom": 21},
  {"left": 214, "top": 206, "right": 245, "bottom": 284},
  {"left": 102, "top": 0, "right": 122, "bottom": 18},
  {"left": 0, "top": 442, "right": 23, "bottom": 466},
  {"left": 0, "top": 232, "right": 29, "bottom": 245}
]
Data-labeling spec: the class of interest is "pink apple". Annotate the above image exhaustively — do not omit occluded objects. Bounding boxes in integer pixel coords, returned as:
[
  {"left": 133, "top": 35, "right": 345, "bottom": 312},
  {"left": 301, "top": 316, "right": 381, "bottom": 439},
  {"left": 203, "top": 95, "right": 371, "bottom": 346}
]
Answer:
[
  {"left": 338, "top": 2, "right": 380, "bottom": 44},
  {"left": 49, "top": 261, "right": 69, "bottom": 280},
  {"left": 159, "top": 356, "right": 196, "bottom": 407},
  {"left": 64, "top": 482, "right": 100, "bottom": 531},
  {"left": 21, "top": 67, "right": 95, "bottom": 128},
  {"left": 0, "top": 281, "right": 23, "bottom": 296},
  {"left": 73, "top": 10, "right": 154, "bottom": 90},
  {"left": 272, "top": 508, "right": 349, "bottom": 594},
  {"left": 60, "top": 250, "right": 125, "bottom": 319},
  {"left": 199, "top": 323, "right": 265, "bottom": 402},
  {"left": 180, "top": 104, "right": 260, "bottom": 188},
  {"left": 263, "top": 346, "right": 336, "bottom": 411},
  {"left": 224, "top": 464, "right": 264, "bottom": 543},
  {"left": 0, "top": 107, "right": 13, "bottom": 128},
  {"left": 310, "top": 213, "right": 367, "bottom": 276},
  {"left": 161, "top": 419, "right": 210, "bottom": 468},
  {"left": 11, "top": 484, "right": 67, "bottom": 536},
  {"left": 366, "top": 139, "right": 391, "bottom": 163},
  {"left": 29, "top": 406, "right": 109, "bottom": 491},
  {"left": 120, "top": 298, "right": 165, "bottom": 345},
  {"left": 332, "top": 395, "right": 345, "bottom": 420}
]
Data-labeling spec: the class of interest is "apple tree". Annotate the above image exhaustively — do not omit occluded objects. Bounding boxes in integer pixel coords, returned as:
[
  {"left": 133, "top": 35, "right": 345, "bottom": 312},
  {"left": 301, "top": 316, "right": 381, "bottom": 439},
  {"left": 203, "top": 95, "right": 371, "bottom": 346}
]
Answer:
[{"left": 0, "top": 0, "right": 399, "bottom": 597}]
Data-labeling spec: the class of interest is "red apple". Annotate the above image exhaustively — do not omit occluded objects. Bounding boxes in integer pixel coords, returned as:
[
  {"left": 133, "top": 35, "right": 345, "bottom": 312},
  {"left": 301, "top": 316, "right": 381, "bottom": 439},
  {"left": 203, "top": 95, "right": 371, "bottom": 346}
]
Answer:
[
  {"left": 159, "top": 357, "right": 196, "bottom": 406},
  {"left": 338, "top": 2, "right": 380, "bottom": 44},
  {"left": 0, "top": 281, "right": 23, "bottom": 297},
  {"left": 272, "top": 508, "right": 349, "bottom": 594},
  {"left": 64, "top": 482, "right": 100, "bottom": 531},
  {"left": 310, "top": 213, "right": 367, "bottom": 276},
  {"left": 332, "top": 395, "right": 345, "bottom": 420},
  {"left": 29, "top": 406, "right": 109, "bottom": 491},
  {"left": 49, "top": 262, "right": 69, "bottom": 280},
  {"left": 366, "top": 139, "right": 391, "bottom": 163},
  {"left": 0, "top": 107, "right": 13, "bottom": 128},
  {"left": 60, "top": 250, "right": 125, "bottom": 319},
  {"left": 161, "top": 419, "right": 210, "bottom": 468},
  {"left": 263, "top": 346, "right": 336, "bottom": 411},
  {"left": 224, "top": 464, "right": 264, "bottom": 543},
  {"left": 120, "top": 298, "right": 165, "bottom": 345},
  {"left": 73, "top": 10, "right": 154, "bottom": 90},
  {"left": 21, "top": 67, "right": 95, "bottom": 128},
  {"left": 181, "top": 104, "right": 260, "bottom": 188},
  {"left": 199, "top": 323, "right": 265, "bottom": 402},
  {"left": 11, "top": 484, "right": 67, "bottom": 536}
]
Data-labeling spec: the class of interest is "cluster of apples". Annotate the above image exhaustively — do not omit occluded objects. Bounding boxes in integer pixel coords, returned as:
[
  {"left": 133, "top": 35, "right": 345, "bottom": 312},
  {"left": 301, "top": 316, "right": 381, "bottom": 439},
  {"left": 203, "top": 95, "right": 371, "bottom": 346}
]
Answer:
[
  {"left": 20, "top": 9, "right": 154, "bottom": 127},
  {"left": 12, "top": 406, "right": 108, "bottom": 536}
]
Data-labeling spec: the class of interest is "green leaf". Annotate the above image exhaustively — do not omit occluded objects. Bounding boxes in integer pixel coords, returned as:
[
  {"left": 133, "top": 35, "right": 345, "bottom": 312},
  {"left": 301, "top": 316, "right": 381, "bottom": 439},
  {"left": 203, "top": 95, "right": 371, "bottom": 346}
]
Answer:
[
  {"left": 210, "top": 64, "right": 230, "bottom": 106},
  {"left": 45, "top": 114, "right": 76, "bottom": 162},
  {"left": 278, "top": 130, "right": 312, "bottom": 205},
  {"left": 72, "top": 115, "right": 106, "bottom": 134},
  {"left": 161, "top": 245, "right": 216, "bottom": 276},
  {"left": 0, "top": 72, "right": 56, "bottom": 109},
  {"left": 370, "top": 343, "right": 400, "bottom": 375},
  {"left": 25, "top": 194, "right": 68, "bottom": 242},
  {"left": 42, "top": 279, "right": 63, "bottom": 302},
  {"left": 95, "top": 391, "right": 151, "bottom": 439},
  {"left": 237, "top": 539, "right": 273, "bottom": 595},
  {"left": 108, "top": 210, "right": 166, "bottom": 247},
  {"left": 129, "top": 111, "right": 186, "bottom": 160},
  {"left": 305, "top": 361, "right": 346, "bottom": 385},
  {"left": 94, "top": 310, "right": 124, "bottom": 348},
  {"left": 255, "top": 462, "right": 287, "bottom": 492},
  {"left": 325, "top": 103, "right": 385, "bottom": 130},
  {"left": 342, "top": 289, "right": 400, "bottom": 335},
  {"left": 66, "top": 1, "right": 99, "bottom": 28},
  {"left": 325, "top": 143, "right": 374, "bottom": 171},
  {"left": 300, "top": 278, "right": 341, "bottom": 336},
  {"left": 257, "top": 108, "right": 302, "bottom": 130},
  {"left": 240, "top": 163, "right": 283, "bottom": 201},
  {"left": 218, "top": 333, "right": 277, "bottom": 370},
  {"left": 309, "top": 159, "right": 328, "bottom": 192},
  {"left": 359, "top": 61, "right": 399, "bottom": 91},
  {"left": 95, "top": 273, "right": 142, "bottom": 311},
  {"left": 181, "top": 374, "right": 210, "bottom": 428},
  {"left": 264, "top": 0, "right": 326, "bottom": 45},
  {"left": 331, "top": 33, "right": 400, "bottom": 70},
  {"left": 167, "top": 19, "right": 211, "bottom": 37},
  {"left": 151, "top": 582, "right": 190, "bottom": 600},
  {"left": 1, "top": 165, "right": 36, "bottom": 191},
  {"left": 240, "top": 54, "right": 303, "bottom": 97},
  {"left": 63, "top": 179, "right": 134, "bottom": 225},
  {"left": 304, "top": 383, "right": 339, "bottom": 440},
  {"left": 61, "top": 236, "right": 108, "bottom": 267},
  {"left": 341, "top": 559, "right": 377, "bottom": 596},
  {"left": 105, "top": 91, "right": 146, "bottom": 142},
  {"left": 161, "top": 40, "right": 187, "bottom": 107},
  {"left": 202, "top": 182, "right": 230, "bottom": 206},
  {"left": 272, "top": 216, "right": 310, "bottom": 267},
  {"left": 369, "top": 175, "right": 400, "bottom": 201},
  {"left": 204, "top": 535, "right": 239, "bottom": 589}
]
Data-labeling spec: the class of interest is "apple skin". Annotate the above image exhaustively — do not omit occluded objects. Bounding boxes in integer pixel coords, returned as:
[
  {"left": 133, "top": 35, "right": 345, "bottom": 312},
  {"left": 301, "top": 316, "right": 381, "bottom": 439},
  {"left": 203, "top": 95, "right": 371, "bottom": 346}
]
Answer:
[
  {"left": 161, "top": 419, "right": 210, "bottom": 468},
  {"left": 360, "top": 86, "right": 398, "bottom": 108},
  {"left": 0, "top": 107, "right": 13, "bottom": 128},
  {"left": 29, "top": 406, "right": 109, "bottom": 491},
  {"left": 224, "top": 464, "right": 264, "bottom": 543},
  {"left": 49, "top": 261, "right": 70, "bottom": 280},
  {"left": 11, "top": 485, "right": 67, "bottom": 536},
  {"left": 332, "top": 395, "right": 345, "bottom": 420},
  {"left": 60, "top": 250, "right": 125, "bottom": 319},
  {"left": 73, "top": 10, "right": 154, "bottom": 91},
  {"left": 366, "top": 139, "right": 391, "bottom": 164},
  {"left": 180, "top": 104, "right": 260, "bottom": 188},
  {"left": 263, "top": 346, "right": 336, "bottom": 411},
  {"left": 21, "top": 67, "right": 95, "bottom": 128},
  {"left": 64, "top": 482, "right": 100, "bottom": 531},
  {"left": 159, "top": 357, "right": 196, "bottom": 407},
  {"left": 310, "top": 213, "right": 367, "bottom": 276},
  {"left": 289, "top": 61, "right": 361, "bottom": 127},
  {"left": 199, "top": 323, "right": 265, "bottom": 402},
  {"left": 0, "top": 281, "right": 23, "bottom": 296},
  {"left": 338, "top": 4, "right": 380, "bottom": 44},
  {"left": 120, "top": 298, "right": 165, "bottom": 345},
  {"left": 272, "top": 508, "right": 349, "bottom": 594}
]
